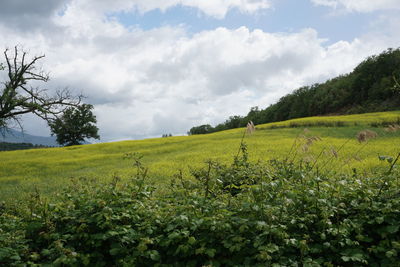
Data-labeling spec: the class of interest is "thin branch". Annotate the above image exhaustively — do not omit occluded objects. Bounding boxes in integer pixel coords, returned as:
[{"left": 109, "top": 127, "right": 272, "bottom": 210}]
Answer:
[
  {"left": 4, "top": 49, "right": 12, "bottom": 80},
  {"left": 1, "top": 47, "right": 83, "bottom": 128},
  {"left": 387, "top": 153, "right": 400, "bottom": 175}
]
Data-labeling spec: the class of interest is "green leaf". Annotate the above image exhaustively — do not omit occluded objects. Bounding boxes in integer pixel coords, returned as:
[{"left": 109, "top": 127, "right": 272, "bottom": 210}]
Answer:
[
  {"left": 41, "top": 249, "right": 51, "bottom": 256},
  {"left": 149, "top": 250, "right": 160, "bottom": 261},
  {"left": 109, "top": 248, "right": 121, "bottom": 255},
  {"left": 10, "top": 255, "right": 21, "bottom": 261},
  {"left": 187, "top": 236, "right": 196, "bottom": 245},
  {"left": 341, "top": 256, "right": 350, "bottom": 262},
  {"left": 386, "top": 225, "right": 399, "bottom": 234},
  {"left": 205, "top": 248, "right": 216, "bottom": 257},
  {"left": 386, "top": 250, "right": 397, "bottom": 258},
  {"left": 376, "top": 217, "right": 384, "bottom": 224}
]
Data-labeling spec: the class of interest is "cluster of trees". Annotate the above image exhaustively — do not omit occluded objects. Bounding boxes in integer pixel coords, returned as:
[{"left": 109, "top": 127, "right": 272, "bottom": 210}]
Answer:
[
  {"left": 0, "top": 46, "right": 99, "bottom": 146},
  {"left": 162, "top": 133, "right": 173, "bottom": 138},
  {"left": 0, "top": 142, "right": 50, "bottom": 151},
  {"left": 189, "top": 48, "right": 400, "bottom": 135}
]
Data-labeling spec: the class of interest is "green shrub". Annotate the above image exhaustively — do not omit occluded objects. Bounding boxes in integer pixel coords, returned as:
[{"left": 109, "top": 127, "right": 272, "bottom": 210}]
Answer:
[{"left": 1, "top": 149, "right": 400, "bottom": 266}]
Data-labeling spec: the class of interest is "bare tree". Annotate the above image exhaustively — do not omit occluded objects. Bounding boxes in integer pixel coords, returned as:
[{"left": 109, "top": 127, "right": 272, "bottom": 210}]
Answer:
[{"left": 0, "top": 46, "right": 82, "bottom": 131}]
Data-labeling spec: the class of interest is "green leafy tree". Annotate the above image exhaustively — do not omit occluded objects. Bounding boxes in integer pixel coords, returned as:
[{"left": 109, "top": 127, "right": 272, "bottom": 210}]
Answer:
[
  {"left": 188, "top": 124, "right": 214, "bottom": 135},
  {"left": 49, "top": 104, "right": 100, "bottom": 146}
]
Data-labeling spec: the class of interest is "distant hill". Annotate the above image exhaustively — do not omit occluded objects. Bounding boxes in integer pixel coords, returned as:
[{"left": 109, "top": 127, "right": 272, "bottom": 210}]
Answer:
[
  {"left": 0, "top": 128, "right": 59, "bottom": 147},
  {"left": 189, "top": 47, "right": 400, "bottom": 135}
]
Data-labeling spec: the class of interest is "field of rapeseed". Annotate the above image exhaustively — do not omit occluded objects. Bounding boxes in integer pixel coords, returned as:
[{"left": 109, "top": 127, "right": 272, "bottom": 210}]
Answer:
[{"left": 0, "top": 111, "right": 399, "bottom": 202}]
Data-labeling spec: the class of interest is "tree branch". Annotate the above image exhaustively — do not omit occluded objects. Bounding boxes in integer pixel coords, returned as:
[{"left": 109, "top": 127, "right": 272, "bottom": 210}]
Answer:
[{"left": 0, "top": 46, "right": 83, "bottom": 130}]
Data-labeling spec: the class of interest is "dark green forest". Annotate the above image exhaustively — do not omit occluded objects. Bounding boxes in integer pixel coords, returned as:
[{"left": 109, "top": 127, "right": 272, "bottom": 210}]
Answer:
[
  {"left": 0, "top": 142, "right": 49, "bottom": 151},
  {"left": 189, "top": 48, "right": 400, "bottom": 135}
]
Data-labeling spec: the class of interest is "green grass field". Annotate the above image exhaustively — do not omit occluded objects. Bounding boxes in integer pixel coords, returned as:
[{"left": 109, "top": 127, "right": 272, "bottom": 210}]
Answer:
[{"left": 1, "top": 111, "right": 400, "bottom": 202}]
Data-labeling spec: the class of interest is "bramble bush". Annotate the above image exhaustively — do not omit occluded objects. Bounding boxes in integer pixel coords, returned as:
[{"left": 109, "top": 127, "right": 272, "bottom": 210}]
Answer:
[{"left": 1, "top": 145, "right": 400, "bottom": 266}]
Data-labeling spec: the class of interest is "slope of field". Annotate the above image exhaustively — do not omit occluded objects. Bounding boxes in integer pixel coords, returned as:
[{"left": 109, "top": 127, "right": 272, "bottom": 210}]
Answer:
[
  {"left": 260, "top": 111, "right": 400, "bottom": 129},
  {"left": 1, "top": 111, "right": 400, "bottom": 202}
]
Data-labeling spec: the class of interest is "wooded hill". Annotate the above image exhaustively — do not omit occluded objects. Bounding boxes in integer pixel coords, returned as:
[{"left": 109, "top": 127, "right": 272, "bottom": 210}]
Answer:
[{"left": 189, "top": 48, "right": 400, "bottom": 135}]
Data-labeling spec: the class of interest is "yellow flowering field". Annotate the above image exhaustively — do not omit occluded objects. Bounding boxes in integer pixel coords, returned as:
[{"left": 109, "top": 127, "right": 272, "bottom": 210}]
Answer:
[{"left": 1, "top": 111, "right": 399, "bottom": 202}]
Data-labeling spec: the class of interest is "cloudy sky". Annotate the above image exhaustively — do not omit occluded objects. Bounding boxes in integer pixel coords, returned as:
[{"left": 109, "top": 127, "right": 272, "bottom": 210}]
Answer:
[{"left": 1, "top": 0, "right": 400, "bottom": 142}]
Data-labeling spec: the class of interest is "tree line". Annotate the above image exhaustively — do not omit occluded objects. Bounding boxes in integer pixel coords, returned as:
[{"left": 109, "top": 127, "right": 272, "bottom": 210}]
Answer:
[
  {"left": 189, "top": 48, "right": 400, "bottom": 135},
  {"left": 0, "top": 142, "right": 52, "bottom": 151}
]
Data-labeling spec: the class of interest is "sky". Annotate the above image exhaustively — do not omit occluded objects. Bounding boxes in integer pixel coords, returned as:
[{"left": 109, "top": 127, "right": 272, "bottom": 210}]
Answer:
[{"left": 1, "top": 0, "right": 400, "bottom": 142}]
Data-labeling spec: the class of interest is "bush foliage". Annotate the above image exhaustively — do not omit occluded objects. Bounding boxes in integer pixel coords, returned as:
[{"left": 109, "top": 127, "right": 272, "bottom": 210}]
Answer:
[{"left": 1, "top": 146, "right": 400, "bottom": 266}]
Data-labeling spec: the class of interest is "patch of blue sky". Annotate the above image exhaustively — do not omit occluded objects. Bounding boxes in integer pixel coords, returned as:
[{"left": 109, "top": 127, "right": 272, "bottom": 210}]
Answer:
[{"left": 109, "top": 0, "right": 376, "bottom": 45}]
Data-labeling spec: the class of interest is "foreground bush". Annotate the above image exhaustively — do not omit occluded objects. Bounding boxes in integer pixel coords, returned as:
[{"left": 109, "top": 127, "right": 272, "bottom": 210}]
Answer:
[{"left": 1, "top": 149, "right": 400, "bottom": 266}]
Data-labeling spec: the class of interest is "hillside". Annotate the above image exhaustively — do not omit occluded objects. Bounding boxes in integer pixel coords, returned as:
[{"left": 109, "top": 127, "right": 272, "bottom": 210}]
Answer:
[
  {"left": 1, "top": 111, "right": 399, "bottom": 202},
  {"left": 189, "top": 48, "right": 400, "bottom": 135},
  {"left": 0, "top": 128, "right": 58, "bottom": 147}
]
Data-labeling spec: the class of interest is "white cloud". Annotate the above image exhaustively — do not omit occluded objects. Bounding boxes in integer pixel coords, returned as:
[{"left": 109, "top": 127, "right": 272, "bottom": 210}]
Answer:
[
  {"left": 311, "top": 0, "right": 400, "bottom": 12},
  {"left": 0, "top": 0, "right": 271, "bottom": 32},
  {"left": 59, "top": 0, "right": 271, "bottom": 20},
  {"left": 1, "top": 1, "right": 399, "bottom": 141}
]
